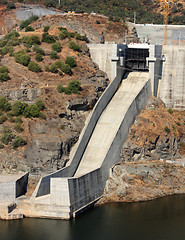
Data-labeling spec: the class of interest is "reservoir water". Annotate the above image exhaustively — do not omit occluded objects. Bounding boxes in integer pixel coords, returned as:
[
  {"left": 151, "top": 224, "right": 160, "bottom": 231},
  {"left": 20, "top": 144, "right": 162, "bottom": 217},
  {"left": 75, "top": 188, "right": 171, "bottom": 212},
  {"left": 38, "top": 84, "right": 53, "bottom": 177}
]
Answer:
[{"left": 0, "top": 194, "right": 185, "bottom": 240}]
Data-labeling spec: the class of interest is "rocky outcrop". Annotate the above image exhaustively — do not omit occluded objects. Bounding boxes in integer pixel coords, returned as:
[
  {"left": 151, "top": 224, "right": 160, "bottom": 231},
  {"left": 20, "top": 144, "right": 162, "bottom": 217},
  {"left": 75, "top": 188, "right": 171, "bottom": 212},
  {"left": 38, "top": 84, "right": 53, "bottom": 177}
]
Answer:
[
  {"left": 98, "top": 162, "right": 185, "bottom": 204},
  {"left": 121, "top": 136, "right": 181, "bottom": 162},
  {"left": 0, "top": 88, "right": 42, "bottom": 102},
  {"left": 120, "top": 97, "right": 185, "bottom": 163}
]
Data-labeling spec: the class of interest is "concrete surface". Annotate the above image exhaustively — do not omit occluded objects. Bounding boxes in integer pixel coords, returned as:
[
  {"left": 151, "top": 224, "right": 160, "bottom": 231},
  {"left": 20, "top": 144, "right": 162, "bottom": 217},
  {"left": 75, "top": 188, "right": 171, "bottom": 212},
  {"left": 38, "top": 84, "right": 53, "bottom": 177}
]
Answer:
[
  {"left": 159, "top": 45, "right": 185, "bottom": 109},
  {"left": 135, "top": 24, "right": 185, "bottom": 45},
  {"left": 75, "top": 72, "right": 150, "bottom": 177},
  {"left": 88, "top": 44, "right": 127, "bottom": 81},
  {"left": 0, "top": 173, "right": 28, "bottom": 203}
]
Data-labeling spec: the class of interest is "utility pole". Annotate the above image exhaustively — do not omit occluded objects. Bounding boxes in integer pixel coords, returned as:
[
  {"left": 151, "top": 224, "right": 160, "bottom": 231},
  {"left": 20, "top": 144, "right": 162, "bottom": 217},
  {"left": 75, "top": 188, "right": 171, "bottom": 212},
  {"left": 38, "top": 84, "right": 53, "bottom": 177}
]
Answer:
[{"left": 59, "top": 0, "right": 61, "bottom": 5}]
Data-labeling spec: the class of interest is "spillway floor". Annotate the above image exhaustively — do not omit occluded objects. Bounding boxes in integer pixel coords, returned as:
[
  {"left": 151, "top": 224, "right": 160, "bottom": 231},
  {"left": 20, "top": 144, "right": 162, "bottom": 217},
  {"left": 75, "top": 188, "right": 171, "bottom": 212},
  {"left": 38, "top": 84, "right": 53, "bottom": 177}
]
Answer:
[{"left": 74, "top": 72, "right": 149, "bottom": 177}]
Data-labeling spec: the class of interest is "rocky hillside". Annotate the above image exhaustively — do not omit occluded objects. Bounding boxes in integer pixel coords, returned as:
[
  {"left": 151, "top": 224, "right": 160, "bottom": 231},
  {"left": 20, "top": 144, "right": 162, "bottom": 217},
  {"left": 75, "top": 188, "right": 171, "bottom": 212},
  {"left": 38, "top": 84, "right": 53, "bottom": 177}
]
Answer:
[
  {"left": 0, "top": 25, "right": 109, "bottom": 176},
  {"left": 0, "top": 4, "right": 132, "bottom": 43},
  {"left": 0, "top": 1, "right": 185, "bottom": 24},
  {"left": 98, "top": 161, "right": 185, "bottom": 204},
  {"left": 121, "top": 97, "right": 185, "bottom": 162},
  {"left": 98, "top": 97, "right": 185, "bottom": 205}
]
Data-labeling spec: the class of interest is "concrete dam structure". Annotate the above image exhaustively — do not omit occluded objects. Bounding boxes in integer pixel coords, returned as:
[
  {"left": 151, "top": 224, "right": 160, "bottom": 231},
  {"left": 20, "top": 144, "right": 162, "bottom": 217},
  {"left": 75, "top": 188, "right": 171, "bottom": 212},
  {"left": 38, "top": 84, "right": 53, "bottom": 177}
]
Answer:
[
  {"left": 18, "top": 44, "right": 153, "bottom": 219},
  {"left": 1, "top": 42, "right": 185, "bottom": 219},
  {"left": 134, "top": 24, "right": 185, "bottom": 46}
]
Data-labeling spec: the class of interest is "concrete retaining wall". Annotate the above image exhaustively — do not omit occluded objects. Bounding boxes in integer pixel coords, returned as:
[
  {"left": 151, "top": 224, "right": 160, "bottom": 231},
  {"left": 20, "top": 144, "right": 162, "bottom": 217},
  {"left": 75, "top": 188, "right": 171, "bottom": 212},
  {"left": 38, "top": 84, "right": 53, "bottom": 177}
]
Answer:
[
  {"left": 0, "top": 173, "right": 28, "bottom": 203},
  {"left": 88, "top": 44, "right": 126, "bottom": 81},
  {"left": 0, "top": 182, "right": 15, "bottom": 203},
  {"left": 16, "top": 173, "right": 29, "bottom": 198}
]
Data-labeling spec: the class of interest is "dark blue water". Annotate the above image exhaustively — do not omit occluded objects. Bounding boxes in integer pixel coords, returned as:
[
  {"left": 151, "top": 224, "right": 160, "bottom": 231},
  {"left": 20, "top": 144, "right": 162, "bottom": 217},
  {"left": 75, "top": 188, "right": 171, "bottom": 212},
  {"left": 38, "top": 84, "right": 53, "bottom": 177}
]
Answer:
[{"left": 0, "top": 194, "right": 185, "bottom": 240}]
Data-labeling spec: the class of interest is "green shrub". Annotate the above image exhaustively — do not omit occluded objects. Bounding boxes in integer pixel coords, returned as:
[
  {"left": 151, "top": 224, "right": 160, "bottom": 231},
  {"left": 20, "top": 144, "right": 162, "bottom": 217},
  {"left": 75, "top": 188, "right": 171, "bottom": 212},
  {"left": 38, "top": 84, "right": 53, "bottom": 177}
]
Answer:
[
  {"left": 21, "top": 35, "right": 41, "bottom": 45},
  {"left": 39, "top": 112, "right": 46, "bottom": 119},
  {"left": 0, "top": 143, "right": 4, "bottom": 149},
  {"left": 43, "top": 0, "right": 57, "bottom": 8},
  {"left": 168, "top": 108, "right": 173, "bottom": 114},
  {"left": 0, "top": 45, "right": 13, "bottom": 55},
  {"left": 0, "top": 66, "right": 9, "bottom": 73},
  {"left": 0, "top": 115, "right": 7, "bottom": 124},
  {"left": 63, "top": 87, "right": 71, "bottom": 95},
  {"left": 2, "top": 127, "right": 11, "bottom": 134},
  {"left": 12, "top": 101, "right": 28, "bottom": 116},
  {"left": 20, "top": 15, "right": 39, "bottom": 30},
  {"left": 14, "top": 51, "right": 31, "bottom": 66},
  {"left": 176, "top": 121, "right": 180, "bottom": 126},
  {"left": 44, "top": 65, "right": 50, "bottom": 72},
  {"left": 6, "top": 111, "right": 14, "bottom": 117},
  {"left": 60, "top": 124, "right": 65, "bottom": 130},
  {"left": 68, "top": 32, "right": 75, "bottom": 38},
  {"left": 15, "top": 116, "right": 23, "bottom": 123},
  {"left": 50, "top": 63, "right": 58, "bottom": 73},
  {"left": 9, "top": 49, "right": 14, "bottom": 56},
  {"left": 29, "top": 15, "right": 39, "bottom": 22},
  {"left": 26, "top": 48, "right": 31, "bottom": 53},
  {"left": 28, "top": 61, "right": 41, "bottom": 72},
  {"left": 36, "top": 99, "right": 45, "bottom": 111},
  {"left": 4, "top": 31, "right": 19, "bottom": 40},
  {"left": 60, "top": 63, "right": 72, "bottom": 75},
  {"left": 42, "top": 33, "right": 56, "bottom": 44},
  {"left": 44, "top": 26, "right": 50, "bottom": 32},
  {"left": 7, "top": 2, "right": 16, "bottom": 10},
  {"left": 55, "top": 60, "right": 63, "bottom": 68},
  {"left": 50, "top": 51, "right": 59, "bottom": 59},
  {"left": 1, "top": 130, "right": 15, "bottom": 145},
  {"left": 58, "top": 27, "right": 67, "bottom": 31},
  {"left": 14, "top": 123, "right": 23, "bottom": 133},
  {"left": 75, "top": 33, "right": 88, "bottom": 42},
  {"left": 69, "top": 41, "right": 81, "bottom": 52},
  {"left": 164, "top": 126, "right": 171, "bottom": 133},
  {"left": 25, "top": 26, "right": 35, "bottom": 32},
  {"left": 0, "top": 97, "right": 11, "bottom": 112},
  {"left": 33, "top": 46, "right": 45, "bottom": 55},
  {"left": 59, "top": 30, "right": 68, "bottom": 40},
  {"left": 35, "top": 53, "right": 43, "bottom": 62},
  {"left": 96, "top": 20, "right": 100, "bottom": 24},
  {"left": 6, "top": 38, "right": 19, "bottom": 47},
  {"left": 57, "top": 84, "right": 65, "bottom": 93},
  {"left": 9, "top": 116, "right": 15, "bottom": 123},
  {"left": 57, "top": 80, "right": 81, "bottom": 95},
  {"left": 75, "top": 32, "right": 82, "bottom": 40},
  {"left": 68, "top": 80, "right": 81, "bottom": 94},
  {"left": 52, "top": 42, "right": 61, "bottom": 52},
  {"left": 0, "top": 72, "right": 10, "bottom": 82},
  {"left": 59, "top": 71, "right": 63, "bottom": 76},
  {"left": 12, "top": 136, "right": 27, "bottom": 149},
  {"left": 24, "top": 43, "right": 32, "bottom": 48},
  {"left": 23, "top": 104, "right": 40, "bottom": 118},
  {"left": 0, "top": 39, "right": 7, "bottom": 47},
  {"left": 65, "top": 56, "right": 76, "bottom": 68}
]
